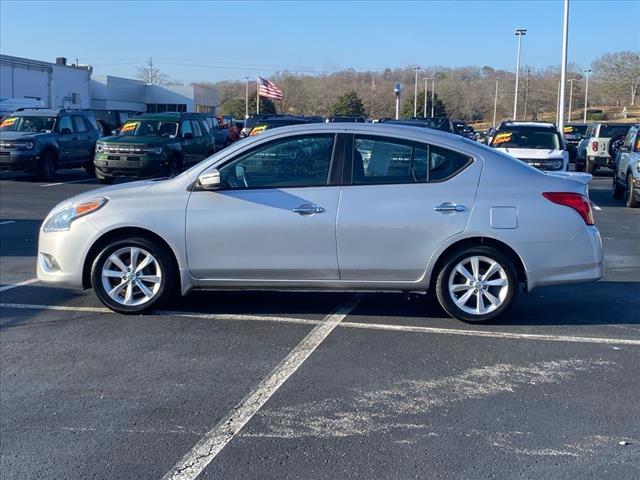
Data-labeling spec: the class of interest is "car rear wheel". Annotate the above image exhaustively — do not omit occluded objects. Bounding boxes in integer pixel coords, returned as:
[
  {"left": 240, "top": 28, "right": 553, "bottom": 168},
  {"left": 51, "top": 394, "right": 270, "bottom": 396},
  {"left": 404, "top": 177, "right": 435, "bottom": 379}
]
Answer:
[
  {"left": 435, "top": 246, "right": 518, "bottom": 323},
  {"left": 612, "top": 174, "right": 625, "bottom": 199},
  {"left": 37, "top": 151, "right": 55, "bottom": 181},
  {"left": 627, "top": 173, "right": 639, "bottom": 208},
  {"left": 90, "top": 237, "right": 176, "bottom": 314}
]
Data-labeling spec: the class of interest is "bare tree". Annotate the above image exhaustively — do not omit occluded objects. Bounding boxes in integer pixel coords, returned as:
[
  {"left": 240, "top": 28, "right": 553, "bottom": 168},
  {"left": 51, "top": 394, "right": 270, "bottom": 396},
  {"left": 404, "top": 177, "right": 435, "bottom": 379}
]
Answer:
[
  {"left": 592, "top": 51, "right": 640, "bottom": 106},
  {"left": 136, "top": 58, "right": 169, "bottom": 85}
]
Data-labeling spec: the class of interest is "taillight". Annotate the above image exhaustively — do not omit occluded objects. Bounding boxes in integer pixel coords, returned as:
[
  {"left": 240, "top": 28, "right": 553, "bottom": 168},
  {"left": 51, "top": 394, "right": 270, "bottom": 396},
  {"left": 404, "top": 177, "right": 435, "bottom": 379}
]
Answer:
[
  {"left": 543, "top": 192, "right": 594, "bottom": 225},
  {"left": 591, "top": 141, "right": 599, "bottom": 151}
]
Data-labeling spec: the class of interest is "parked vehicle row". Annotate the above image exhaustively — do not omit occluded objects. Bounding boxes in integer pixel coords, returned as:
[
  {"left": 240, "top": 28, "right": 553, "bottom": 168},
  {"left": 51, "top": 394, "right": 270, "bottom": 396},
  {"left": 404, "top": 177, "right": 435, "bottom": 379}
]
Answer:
[{"left": 576, "top": 122, "right": 631, "bottom": 173}]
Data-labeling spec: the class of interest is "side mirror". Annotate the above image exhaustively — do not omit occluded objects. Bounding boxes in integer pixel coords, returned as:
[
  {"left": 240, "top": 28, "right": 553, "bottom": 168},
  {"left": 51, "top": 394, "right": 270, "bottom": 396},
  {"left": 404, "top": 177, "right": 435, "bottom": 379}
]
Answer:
[
  {"left": 183, "top": 132, "right": 194, "bottom": 140},
  {"left": 111, "top": 129, "right": 118, "bottom": 136},
  {"left": 197, "top": 169, "right": 221, "bottom": 190},
  {"left": 60, "top": 127, "right": 72, "bottom": 135}
]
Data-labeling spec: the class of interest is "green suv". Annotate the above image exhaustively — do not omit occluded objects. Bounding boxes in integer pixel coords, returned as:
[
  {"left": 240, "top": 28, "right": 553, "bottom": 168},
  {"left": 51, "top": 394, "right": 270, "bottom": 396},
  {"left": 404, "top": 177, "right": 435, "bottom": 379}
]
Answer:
[{"left": 93, "top": 113, "right": 215, "bottom": 183}]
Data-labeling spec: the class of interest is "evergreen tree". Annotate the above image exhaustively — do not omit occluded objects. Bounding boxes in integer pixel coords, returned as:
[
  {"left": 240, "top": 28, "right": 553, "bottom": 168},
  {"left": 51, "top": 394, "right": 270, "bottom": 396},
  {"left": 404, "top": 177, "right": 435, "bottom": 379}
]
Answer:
[{"left": 329, "top": 91, "right": 366, "bottom": 117}]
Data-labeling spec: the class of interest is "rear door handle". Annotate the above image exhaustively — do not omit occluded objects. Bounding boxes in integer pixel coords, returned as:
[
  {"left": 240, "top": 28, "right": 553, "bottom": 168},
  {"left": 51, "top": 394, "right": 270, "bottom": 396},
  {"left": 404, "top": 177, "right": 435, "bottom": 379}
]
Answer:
[
  {"left": 434, "top": 202, "right": 467, "bottom": 213},
  {"left": 292, "top": 203, "right": 325, "bottom": 215}
]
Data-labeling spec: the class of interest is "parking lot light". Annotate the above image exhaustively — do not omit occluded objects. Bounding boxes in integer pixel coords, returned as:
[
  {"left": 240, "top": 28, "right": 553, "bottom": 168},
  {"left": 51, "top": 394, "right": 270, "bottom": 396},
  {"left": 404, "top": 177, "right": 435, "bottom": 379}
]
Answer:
[
  {"left": 513, "top": 28, "right": 527, "bottom": 120},
  {"left": 583, "top": 68, "right": 592, "bottom": 123},
  {"left": 412, "top": 66, "right": 421, "bottom": 118},
  {"left": 493, "top": 78, "right": 500, "bottom": 127},
  {"left": 557, "top": 0, "right": 569, "bottom": 134}
]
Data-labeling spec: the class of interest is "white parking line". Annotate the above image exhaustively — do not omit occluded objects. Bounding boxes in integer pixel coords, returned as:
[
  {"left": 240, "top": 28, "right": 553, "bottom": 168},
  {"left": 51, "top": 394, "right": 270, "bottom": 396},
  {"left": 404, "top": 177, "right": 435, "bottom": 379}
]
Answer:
[
  {"left": 593, "top": 204, "right": 603, "bottom": 211},
  {"left": 162, "top": 295, "right": 362, "bottom": 480},
  {"left": 1, "top": 301, "right": 639, "bottom": 347},
  {"left": 40, "top": 178, "right": 96, "bottom": 187},
  {"left": 0, "top": 220, "right": 16, "bottom": 225},
  {"left": 0, "top": 278, "right": 39, "bottom": 293}
]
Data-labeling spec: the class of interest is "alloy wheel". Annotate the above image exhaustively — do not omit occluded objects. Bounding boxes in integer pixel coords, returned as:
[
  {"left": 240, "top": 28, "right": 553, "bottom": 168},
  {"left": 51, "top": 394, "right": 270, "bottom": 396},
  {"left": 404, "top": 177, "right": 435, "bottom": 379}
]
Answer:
[
  {"left": 447, "top": 255, "right": 509, "bottom": 316},
  {"left": 101, "top": 246, "right": 162, "bottom": 306}
]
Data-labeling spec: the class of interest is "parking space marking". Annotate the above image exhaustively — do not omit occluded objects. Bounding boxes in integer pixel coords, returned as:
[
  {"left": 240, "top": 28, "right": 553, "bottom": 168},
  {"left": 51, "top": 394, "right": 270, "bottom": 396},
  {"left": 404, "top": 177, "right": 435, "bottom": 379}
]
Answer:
[
  {"left": 162, "top": 295, "right": 362, "bottom": 480},
  {"left": 40, "top": 178, "right": 97, "bottom": 187},
  {"left": 0, "top": 278, "right": 39, "bottom": 293},
  {"left": 593, "top": 204, "right": 603, "bottom": 211},
  {"left": 1, "top": 301, "right": 639, "bottom": 347},
  {"left": 0, "top": 220, "right": 16, "bottom": 225}
]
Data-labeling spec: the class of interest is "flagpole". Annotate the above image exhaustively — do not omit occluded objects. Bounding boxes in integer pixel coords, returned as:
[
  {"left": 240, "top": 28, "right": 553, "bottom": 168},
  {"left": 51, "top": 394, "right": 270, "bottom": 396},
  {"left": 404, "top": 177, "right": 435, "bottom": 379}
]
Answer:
[{"left": 256, "top": 75, "right": 260, "bottom": 115}]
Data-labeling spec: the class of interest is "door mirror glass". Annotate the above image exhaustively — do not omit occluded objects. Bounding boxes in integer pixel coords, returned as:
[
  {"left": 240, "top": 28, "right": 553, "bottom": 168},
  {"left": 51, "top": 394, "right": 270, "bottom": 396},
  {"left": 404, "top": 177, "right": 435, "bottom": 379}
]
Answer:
[
  {"left": 60, "top": 127, "right": 72, "bottom": 135},
  {"left": 183, "top": 132, "right": 194, "bottom": 140},
  {"left": 198, "top": 169, "right": 221, "bottom": 190}
]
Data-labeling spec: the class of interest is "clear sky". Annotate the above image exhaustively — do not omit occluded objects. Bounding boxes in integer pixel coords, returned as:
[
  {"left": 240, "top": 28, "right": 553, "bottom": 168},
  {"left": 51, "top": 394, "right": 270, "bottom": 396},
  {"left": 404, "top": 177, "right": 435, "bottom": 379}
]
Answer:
[{"left": 1, "top": 0, "right": 638, "bottom": 83}]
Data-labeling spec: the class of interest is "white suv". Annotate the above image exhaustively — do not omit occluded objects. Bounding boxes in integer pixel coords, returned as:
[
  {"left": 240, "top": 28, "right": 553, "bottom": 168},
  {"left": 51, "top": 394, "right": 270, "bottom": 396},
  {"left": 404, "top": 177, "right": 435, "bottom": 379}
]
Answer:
[
  {"left": 489, "top": 121, "right": 569, "bottom": 171},
  {"left": 612, "top": 124, "right": 640, "bottom": 208}
]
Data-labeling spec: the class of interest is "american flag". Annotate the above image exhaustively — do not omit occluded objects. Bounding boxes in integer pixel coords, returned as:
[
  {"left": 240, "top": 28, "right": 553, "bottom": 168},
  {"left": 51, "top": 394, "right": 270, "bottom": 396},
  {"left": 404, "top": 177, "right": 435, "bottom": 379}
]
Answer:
[{"left": 258, "top": 76, "right": 283, "bottom": 101}]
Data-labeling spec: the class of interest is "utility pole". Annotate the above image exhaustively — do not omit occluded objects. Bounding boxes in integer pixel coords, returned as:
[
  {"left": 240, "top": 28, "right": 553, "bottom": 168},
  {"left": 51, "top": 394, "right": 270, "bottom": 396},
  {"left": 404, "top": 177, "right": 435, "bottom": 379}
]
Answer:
[
  {"left": 243, "top": 76, "right": 249, "bottom": 119},
  {"left": 493, "top": 78, "right": 500, "bottom": 127},
  {"left": 557, "top": 0, "right": 569, "bottom": 133},
  {"left": 513, "top": 28, "right": 527, "bottom": 120},
  {"left": 583, "top": 68, "right": 591, "bottom": 123},
  {"left": 412, "top": 66, "right": 420, "bottom": 117},
  {"left": 567, "top": 78, "right": 575, "bottom": 122},
  {"left": 523, "top": 69, "right": 531, "bottom": 120},
  {"left": 431, "top": 77, "right": 436, "bottom": 117}
]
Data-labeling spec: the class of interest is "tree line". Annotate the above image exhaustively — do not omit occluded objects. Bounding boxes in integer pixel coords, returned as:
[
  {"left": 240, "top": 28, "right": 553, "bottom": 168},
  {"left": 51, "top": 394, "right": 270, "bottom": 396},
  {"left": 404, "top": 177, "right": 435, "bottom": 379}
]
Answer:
[{"left": 160, "top": 51, "right": 640, "bottom": 123}]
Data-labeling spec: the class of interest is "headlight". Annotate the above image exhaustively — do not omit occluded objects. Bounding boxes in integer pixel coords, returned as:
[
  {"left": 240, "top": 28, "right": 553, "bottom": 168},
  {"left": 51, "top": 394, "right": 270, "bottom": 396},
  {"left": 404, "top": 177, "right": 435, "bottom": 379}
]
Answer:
[
  {"left": 636, "top": 160, "right": 640, "bottom": 173},
  {"left": 17, "top": 141, "right": 34, "bottom": 150},
  {"left": 96, "top": 143, "right": 105, "bottom": 153},
  {"left": 42, "top": 197, "right": 108, "bottom": 232},
  {"left": 143, "top": 146, "right": 164, "bottom": 155}
]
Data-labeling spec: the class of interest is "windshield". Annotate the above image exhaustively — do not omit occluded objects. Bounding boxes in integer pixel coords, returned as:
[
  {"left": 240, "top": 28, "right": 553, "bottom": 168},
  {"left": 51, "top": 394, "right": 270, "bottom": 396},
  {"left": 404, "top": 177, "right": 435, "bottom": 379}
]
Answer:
[
  {"left": 600, "top": 125, "right": 631, "bottom": 138},
  {"left": 119, "top": 120, "right": 178, "bottom": 137},
  {"left": 0, "top": 115, "right": 56, "bottom": 133},
  {"left": 564, "top": 125, "right": 588, "bottom": 136},
  {"left": 490, "top": 128, "right": 560, "bottom": 150}
]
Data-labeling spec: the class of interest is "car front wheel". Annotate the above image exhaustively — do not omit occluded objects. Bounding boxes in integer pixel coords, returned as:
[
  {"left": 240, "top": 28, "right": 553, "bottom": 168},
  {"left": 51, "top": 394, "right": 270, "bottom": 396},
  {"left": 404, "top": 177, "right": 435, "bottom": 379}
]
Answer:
[
  {"left": 435, "top": 246, "right": 518, "bottom": 323},
  {"left": 90, "top": 237, "right": 176, "bottom": 314},
  {"left": 627, "top": 173, "right": 639, "bottom": 208}
]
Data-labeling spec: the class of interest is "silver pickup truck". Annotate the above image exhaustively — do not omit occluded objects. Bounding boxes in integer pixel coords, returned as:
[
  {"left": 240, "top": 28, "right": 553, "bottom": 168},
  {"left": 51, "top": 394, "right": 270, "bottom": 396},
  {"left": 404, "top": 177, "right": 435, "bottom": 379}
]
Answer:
[{"left": 577, "top": 122, "right": 632, "bottom": 173}]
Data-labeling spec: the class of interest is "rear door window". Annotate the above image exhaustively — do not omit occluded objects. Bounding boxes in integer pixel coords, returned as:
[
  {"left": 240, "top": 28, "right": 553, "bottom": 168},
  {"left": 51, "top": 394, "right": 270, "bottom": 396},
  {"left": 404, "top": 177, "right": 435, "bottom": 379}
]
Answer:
[
  {"left": 352, "top": 136, "right": 471, "bottom": 184},
  {"left": 72, "top": 116, "right": 89, "bottom": 133}
]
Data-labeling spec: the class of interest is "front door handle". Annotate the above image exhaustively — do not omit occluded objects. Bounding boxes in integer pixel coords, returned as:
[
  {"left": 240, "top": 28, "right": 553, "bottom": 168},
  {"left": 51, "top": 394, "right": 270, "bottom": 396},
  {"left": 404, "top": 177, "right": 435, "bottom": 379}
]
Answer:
[
  {"left": 292, "top": 203, "right": 325, "bottom": 215},
  {"left": 434, "top": 202, "right": 467, "bottom": 213}
]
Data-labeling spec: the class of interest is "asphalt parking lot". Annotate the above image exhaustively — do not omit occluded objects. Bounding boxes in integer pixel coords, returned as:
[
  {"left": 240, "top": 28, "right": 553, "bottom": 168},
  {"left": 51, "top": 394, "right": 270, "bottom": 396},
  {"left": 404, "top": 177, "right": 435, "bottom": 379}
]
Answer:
[{"left": 1, "top": 169, "right": 639, "bottom": 479}]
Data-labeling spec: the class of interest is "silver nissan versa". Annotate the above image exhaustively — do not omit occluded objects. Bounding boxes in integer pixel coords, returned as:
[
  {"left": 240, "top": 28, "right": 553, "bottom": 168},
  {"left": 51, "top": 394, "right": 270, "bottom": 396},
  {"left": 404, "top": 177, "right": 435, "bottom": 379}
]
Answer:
[{"left": 37, "top": 123, "right": 604, "bottom": 323}]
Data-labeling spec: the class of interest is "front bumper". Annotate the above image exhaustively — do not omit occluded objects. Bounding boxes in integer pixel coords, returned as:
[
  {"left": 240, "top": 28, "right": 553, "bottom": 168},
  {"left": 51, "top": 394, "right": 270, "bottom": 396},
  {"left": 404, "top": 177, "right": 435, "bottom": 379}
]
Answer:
[
  {"left": 0, "top": 150, "right": 39, "bottom": 173},
  {"left": 518, "top": 226, "right": 604, "bottom": 291},
  {"left": 94, "top": 156, "right": 171, "bottom": 179},
  {"left": 36, "top": 217, "right": 100, "bottom": 288}
]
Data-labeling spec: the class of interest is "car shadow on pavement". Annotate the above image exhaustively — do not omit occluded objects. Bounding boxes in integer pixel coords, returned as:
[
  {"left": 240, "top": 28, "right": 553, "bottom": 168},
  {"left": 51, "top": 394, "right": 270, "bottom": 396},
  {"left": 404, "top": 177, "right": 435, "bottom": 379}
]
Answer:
[{"left": 0, "top": 219, "right": 42, "bottom": 257}]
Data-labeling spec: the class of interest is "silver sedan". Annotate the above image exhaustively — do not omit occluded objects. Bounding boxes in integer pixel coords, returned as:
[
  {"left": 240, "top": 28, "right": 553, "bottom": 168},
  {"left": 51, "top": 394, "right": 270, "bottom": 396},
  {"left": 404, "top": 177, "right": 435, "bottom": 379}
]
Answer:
[{"left": 37, "top": 123, "right": 604, "bottom": 323}]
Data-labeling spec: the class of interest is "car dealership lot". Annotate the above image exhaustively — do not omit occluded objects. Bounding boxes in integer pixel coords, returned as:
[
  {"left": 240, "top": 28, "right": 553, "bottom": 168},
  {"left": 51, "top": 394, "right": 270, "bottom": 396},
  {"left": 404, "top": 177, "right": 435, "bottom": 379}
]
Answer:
[{"left": 1, "top": 171, "right": 639, "bottom": 479}]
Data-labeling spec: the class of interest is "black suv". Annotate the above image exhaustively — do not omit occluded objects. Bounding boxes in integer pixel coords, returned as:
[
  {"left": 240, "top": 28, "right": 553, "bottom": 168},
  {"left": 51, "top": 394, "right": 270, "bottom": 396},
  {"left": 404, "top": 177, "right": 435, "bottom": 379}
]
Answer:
[
  {"left": 0, "top": 108, "right": 100, "bottom": 180},
  {"left": 93, "top": 112, "right": 215, "bottom": 183}
]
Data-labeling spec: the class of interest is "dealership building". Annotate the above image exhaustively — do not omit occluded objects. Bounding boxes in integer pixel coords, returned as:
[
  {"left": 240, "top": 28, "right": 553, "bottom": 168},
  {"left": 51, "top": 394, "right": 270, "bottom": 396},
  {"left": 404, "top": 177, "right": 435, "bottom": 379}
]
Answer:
[{"left": 0, "top": 54, "right": 218, "bottom": 114}]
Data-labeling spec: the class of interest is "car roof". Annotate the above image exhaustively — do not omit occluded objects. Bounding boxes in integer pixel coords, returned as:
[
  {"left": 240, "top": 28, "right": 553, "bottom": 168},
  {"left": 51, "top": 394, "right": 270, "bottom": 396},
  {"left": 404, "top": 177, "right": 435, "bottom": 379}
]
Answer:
[
  {"left": 499, "top": 121, "right": 557, "bottom": 129},
  {"left": 127, "top": 113, "right": 184, "bottom": 122},
  {"left": 11, "top": 108, "right": 61, "bottom": 117}
]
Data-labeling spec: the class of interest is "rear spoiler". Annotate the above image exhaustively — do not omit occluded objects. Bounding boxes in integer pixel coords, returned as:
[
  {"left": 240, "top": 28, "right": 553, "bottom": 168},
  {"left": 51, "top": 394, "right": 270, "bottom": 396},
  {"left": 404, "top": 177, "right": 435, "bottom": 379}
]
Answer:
[{"left": 544, "top": 171, "right": 592, "bottom": 186}]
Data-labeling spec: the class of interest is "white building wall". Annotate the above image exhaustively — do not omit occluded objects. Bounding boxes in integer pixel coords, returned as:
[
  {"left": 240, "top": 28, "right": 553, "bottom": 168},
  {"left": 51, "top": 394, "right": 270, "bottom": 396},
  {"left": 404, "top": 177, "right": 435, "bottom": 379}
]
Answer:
[
  {"left": 0, "top": 55, "right": 90, "bottom": 109},
  {"left": 91, "top": 76, "right": 146, "bottom": 111}
]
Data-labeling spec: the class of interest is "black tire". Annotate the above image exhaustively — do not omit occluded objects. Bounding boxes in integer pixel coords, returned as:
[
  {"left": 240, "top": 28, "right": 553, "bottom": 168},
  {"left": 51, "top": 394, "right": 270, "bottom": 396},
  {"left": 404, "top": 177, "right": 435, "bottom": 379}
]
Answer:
[
  {"left": 84, "top": 161, "right": 96, "bottom": 177},
  {"left": 586, "top": 158, "right": 595, "bottom": 174},
  {"left": 90, "top": 237, "right": 176, "bottom": 314},
  {"left": 167, "top": 157, "right": 180, "bottom": 178},
  {"left": 37, "top": 151, "right": 56, "bottom": 181},
  {"left": 612, "top": 174, "right": 625, "bottom": 199},
  {"left": 626, "top": 173, "right": 639, "bottom": 208},
  {"left": 435, "top": 246, "right": 519, "bottom": 323}
]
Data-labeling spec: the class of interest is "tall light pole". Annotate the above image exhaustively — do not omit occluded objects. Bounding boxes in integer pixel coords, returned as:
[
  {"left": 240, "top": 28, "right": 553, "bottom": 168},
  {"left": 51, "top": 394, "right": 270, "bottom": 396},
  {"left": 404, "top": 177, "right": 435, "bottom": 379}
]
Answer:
[
  {"left": 412, "top": 66, "right": 421, "bottom": 117},
  {"left": 394, "top": 83, "right": 402, "bottom": 120},
  {"left": 423, "top": 78, "right": 429, "bottom": 118},
  {"left": 493, "top": 78, "right": 500, "bottom": 127},
  {"left": 583, "top": 68, "right": 591, "bottom": 123},
  {"left": 243, "top": 76, "right": 249, "bottom": 119},
  {"left": 557, "top": 0, "right": 569, "bottom": 133},
  {"left": 431, "top": 77, "right": 436, "bottom": 117},
  {"left": 424, "top": 77, "right": 435, "bottom": 118},
  {"left": 513, "top": 28, "right": 527, "bottom": 120},
  {"left": 567, "top": 78, "right": 576, "bottom": 122}
]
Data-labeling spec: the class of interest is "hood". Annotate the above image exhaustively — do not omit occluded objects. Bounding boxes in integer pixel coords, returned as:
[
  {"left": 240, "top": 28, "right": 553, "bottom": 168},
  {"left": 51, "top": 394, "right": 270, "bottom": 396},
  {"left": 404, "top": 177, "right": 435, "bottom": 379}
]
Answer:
[
  {"left": 496, "top": 147, "right": 565, "bottom": 159},
  {"left": 0, "top": 131, "right": 41, "bottom": 141},
  {"left": 100, "top": 136, "right": 173, "bottom": 146},
  {"left": 50, "top": 179, "right": 160, "bottom": 213}
]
